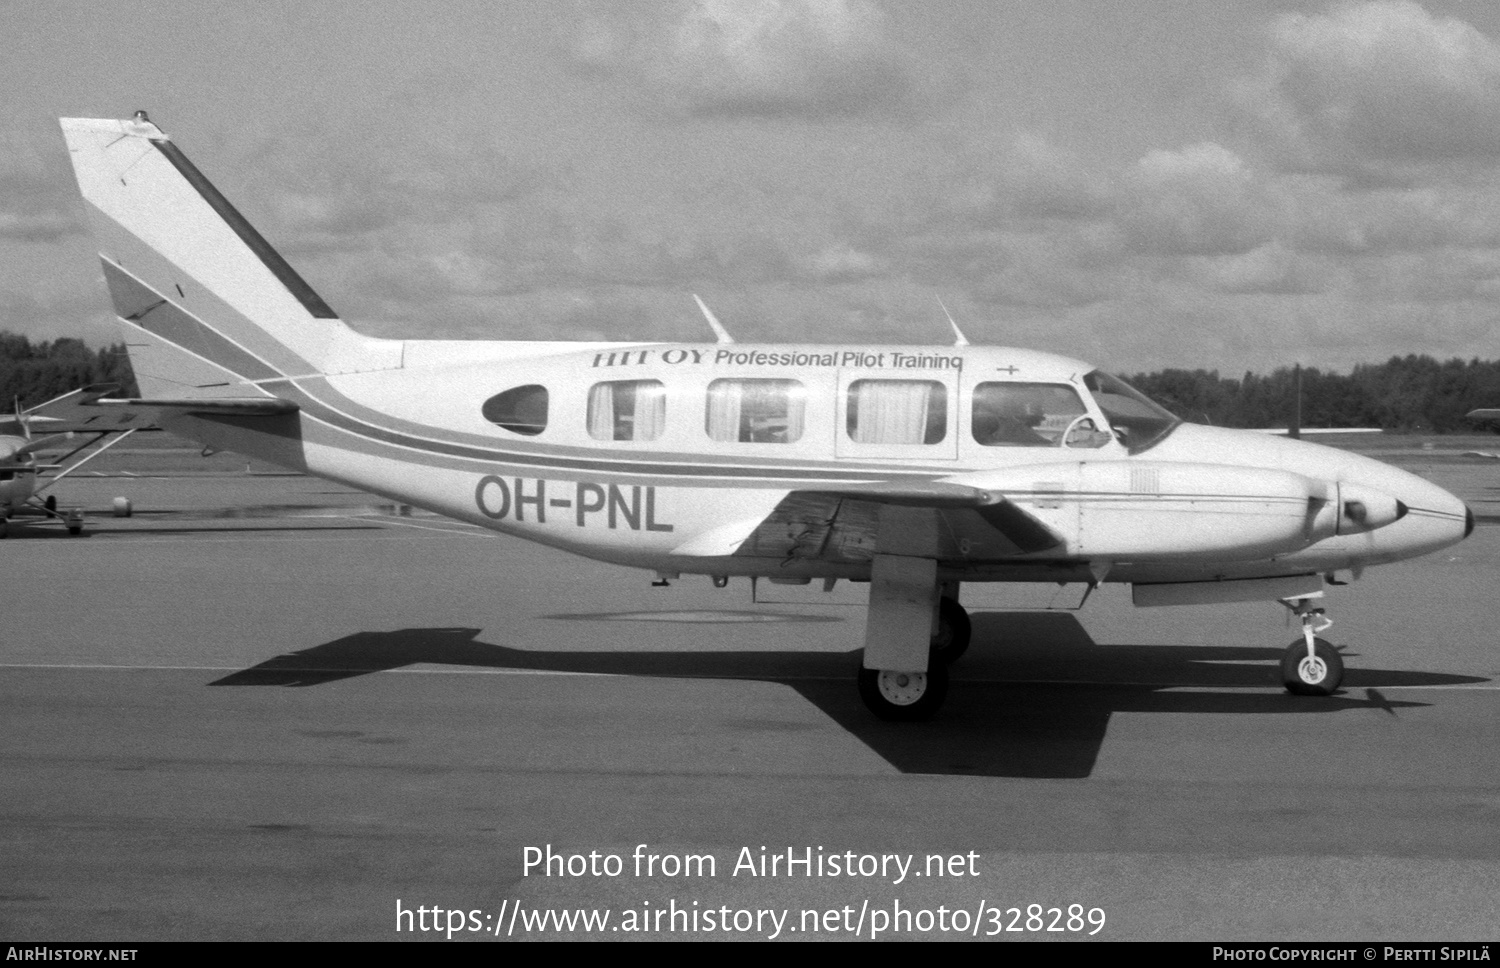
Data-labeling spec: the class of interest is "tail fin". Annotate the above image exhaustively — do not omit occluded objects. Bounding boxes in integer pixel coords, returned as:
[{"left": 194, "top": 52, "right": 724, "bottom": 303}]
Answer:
[{"left": 60, "top": 113, "right": 399, "bottom": 397}]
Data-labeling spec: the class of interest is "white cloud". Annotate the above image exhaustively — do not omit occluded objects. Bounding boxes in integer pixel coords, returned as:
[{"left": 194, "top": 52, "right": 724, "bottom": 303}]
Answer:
[
  {"left": 1117, "top": 143, "right": 1282, "bottom": 256},
  {"left": 1180, "top": 243, "right": 1330, "bottom": 296},
  {"left": 1244, "top": 1, "right": 1500, "bottom": 170},
  {"left": 999, "top": 133, "right": 1112, "bottom": 221},
  {"left": 0, "top": 133, "right": 82, "bottom": 244},
  {"left": 566, "top": 0, "right": 927, "bottom": 120},
  {"left": 796, "top": 243, "right": 881, "bottom": 281}
]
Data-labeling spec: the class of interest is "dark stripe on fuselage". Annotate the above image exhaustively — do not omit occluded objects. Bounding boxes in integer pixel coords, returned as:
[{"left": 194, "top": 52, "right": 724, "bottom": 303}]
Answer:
[
  {"left": 267, "top": 377, "right": 948, "bottom": 483},
  {"left": 106, "top": 265, "right": 947, "bottom": 482},
  {"left": 150, "top": 139, "right": 340, "bottom": 320}
]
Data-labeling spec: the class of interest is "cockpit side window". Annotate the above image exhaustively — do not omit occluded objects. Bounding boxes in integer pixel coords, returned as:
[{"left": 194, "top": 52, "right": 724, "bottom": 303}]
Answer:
[
  {"left": 847, "top": 380, "right": 947, "bottom": 445},
  {"left": 588, "top": 379, "right": 666, "bottom": 442},
  {"left": 706, "top": 379, "right": 805, "bottom": 443},
  {"left": 972, "top": 382, "right": 1103, "bottom": 448},
  {"left": 1082, "top": 371, "right": 1180, "bottom": 453},
  {"left": 482, "top": 384, "right": 549, "bottom": 436}
]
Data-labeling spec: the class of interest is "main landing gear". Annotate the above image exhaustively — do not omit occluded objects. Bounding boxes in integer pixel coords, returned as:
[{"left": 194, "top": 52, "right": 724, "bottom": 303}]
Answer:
[
  {"left": 1280, "top": 601, "right": 1343, "bottom": 696},
  {"left": 929, "top": 596, "right": 972, "bottom": 665},
  {"left": 857, "top": 556, "right": 971, "bottom": 721}
]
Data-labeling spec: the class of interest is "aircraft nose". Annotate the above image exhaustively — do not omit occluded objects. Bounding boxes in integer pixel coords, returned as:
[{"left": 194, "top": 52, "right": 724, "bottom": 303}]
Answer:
[{"left": 1379, "top": 469, "right": 1472, "bottom": 557}]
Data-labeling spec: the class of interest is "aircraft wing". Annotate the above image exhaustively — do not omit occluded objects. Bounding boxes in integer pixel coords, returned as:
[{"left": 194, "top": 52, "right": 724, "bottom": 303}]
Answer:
[
  {"left": 14, "top": 385, "right": 298, "bottom": 431},
  {"left": 1, "top": 386, "right": 115, "bottom": 434},
  {"left": 1466, "top": 409, "right": 1500, "bottom": 421},
  {"left": 805, "top": 480, "right": 1062, "bottom": 554},
  {"left": 7, "top": 385, "right": 149, "bottom": 431},
  {"left": 0, "top": 432, "right": 77, "bottom": 464}
]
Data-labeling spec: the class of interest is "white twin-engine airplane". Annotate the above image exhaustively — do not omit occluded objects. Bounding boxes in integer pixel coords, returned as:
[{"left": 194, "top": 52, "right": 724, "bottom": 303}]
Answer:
[{"left": 61, "top": 113, "right": 1473, "bottom": 720}]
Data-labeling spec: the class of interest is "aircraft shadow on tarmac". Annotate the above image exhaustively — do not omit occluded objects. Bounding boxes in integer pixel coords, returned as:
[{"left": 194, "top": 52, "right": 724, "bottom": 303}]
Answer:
[{"left": 210, "top": 612, "right": 1488, "bottom": 779}]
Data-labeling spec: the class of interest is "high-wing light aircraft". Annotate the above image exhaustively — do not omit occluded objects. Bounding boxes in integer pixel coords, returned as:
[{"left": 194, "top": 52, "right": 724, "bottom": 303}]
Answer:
[
  {"left": 59, "top": 113, "right": 1474, "bottom": 719},
  {"left": 0, "top": 386, "right": 143, "bottom": 536},
  {"left": 0, "top": 394, "right": 76, "bottom": 535}
]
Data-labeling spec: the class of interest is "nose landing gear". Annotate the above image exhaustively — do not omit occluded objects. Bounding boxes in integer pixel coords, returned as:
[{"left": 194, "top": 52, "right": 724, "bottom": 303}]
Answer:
[{"left": 1280, "top": 602, "right": 1344, "bottom": 696}]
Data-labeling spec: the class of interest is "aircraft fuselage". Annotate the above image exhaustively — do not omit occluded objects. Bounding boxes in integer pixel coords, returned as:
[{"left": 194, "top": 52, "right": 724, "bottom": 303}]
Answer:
[{"left": 158, "top": 341, "right": 1471, "bottom": 589}]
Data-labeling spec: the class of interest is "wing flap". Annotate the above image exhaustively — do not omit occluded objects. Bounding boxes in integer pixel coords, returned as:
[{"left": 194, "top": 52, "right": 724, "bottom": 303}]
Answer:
[{"left": 792, "top": 480, "right": 1064, "bottom": 556}]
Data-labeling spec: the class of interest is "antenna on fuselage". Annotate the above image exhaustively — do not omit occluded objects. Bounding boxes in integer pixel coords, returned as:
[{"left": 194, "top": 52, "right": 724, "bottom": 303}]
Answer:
[
  {"left": 692, "top": 294, "right": 735, "bottom": 344},
  {"left": 937, "top": 297, "right": 969, "bottom": 347},
  {"left": 1290, "top": 363, "right": 1303, "bottom": 440}
]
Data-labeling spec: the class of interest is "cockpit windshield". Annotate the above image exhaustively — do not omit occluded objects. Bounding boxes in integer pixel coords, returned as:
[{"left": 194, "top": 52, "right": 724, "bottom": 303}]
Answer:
[{"left": 1082, "top": 371, "right": 1180, "bottom": 453}]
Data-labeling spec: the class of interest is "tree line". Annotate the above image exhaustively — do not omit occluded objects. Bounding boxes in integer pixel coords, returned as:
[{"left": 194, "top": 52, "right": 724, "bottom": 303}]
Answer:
[
  {"left": 1128, "top": 356, "right": 1500, "bottom": 433},
  {"left": 0, "top": 333, "right": 139, "bottom": 411},
  {"left": 3, "top": 331, "right": 1500, "bottom": 432}
]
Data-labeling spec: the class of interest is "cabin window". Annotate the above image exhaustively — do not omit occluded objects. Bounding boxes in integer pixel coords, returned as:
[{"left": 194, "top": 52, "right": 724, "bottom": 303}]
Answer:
[
  {"left": 1082, "top": 370, "right": 1180, "bottom": 453},
  {"left": 588, "top": 379, "right": 666, "bottom": 442},
  {"left": 705, "top": 379, "right": 806, "bottom": 443},
  {"left": 972, "top": 382, "right": 1102, "bottom": 447},
  {"left": 846, "top": 380, "right": 947, "bottom": 445},
  {"left": 482, "top": 384, "right": 549, "bottom": 436}
]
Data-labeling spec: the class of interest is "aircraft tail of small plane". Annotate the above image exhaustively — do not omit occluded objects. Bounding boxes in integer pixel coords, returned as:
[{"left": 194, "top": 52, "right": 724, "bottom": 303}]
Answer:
[{"left": 60, "top": 113, "right": 402, "bottom": 404}]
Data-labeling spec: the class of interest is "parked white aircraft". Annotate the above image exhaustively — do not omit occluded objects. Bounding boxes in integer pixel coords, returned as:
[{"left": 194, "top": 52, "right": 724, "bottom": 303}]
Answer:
[
  {"left": 0, "top": 397, "right": 71, "bottom": 535},
  {"left": 0, "top": 387, "right": 141, "bottom": 536},
  {"left": 60, "top": 113, "right": 1474, "bottom": 719}
]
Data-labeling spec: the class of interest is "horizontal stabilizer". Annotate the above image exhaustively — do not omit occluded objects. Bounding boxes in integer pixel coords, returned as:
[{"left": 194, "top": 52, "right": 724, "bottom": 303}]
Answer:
[{"left": 91, "top": 397, "right": 299, "bottom": 417}]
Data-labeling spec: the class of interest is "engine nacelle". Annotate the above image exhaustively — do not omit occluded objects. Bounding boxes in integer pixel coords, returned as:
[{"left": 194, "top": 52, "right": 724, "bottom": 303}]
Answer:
[
  {"left": 960, "top": 461, "right": 1332, "bottom": 561},
  {"left": 1337, "top": 482, "right": 1407, "bottom": 534}
]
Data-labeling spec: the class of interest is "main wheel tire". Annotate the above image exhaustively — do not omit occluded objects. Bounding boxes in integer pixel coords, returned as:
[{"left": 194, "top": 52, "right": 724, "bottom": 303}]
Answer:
[
  {"left": 858, "top": 664, "right": 949, "bottom": 721},
  {"left": 44, "top": 495, "right": 56, "bottom": 513},
  {"left": 930, "top": 597, "right": 972, "bottom": 664},
  {"left": 1280, "top": 637, "right": 1343, "bottom": 696}
]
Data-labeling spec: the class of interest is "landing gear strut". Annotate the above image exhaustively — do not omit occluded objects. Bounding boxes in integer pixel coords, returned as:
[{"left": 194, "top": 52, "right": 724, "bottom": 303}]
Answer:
[
  {"left": 1280, "top": 602, "right": 1343, "bottom": 696},
  {"left": 930, "top": 597, "right": 972, "bottom": 665}
]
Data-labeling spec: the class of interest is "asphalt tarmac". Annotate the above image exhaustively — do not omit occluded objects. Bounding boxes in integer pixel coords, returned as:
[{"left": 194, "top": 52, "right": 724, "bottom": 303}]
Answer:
[{"left": 3, "top": 445, "right": 1498, "bottom": 941}]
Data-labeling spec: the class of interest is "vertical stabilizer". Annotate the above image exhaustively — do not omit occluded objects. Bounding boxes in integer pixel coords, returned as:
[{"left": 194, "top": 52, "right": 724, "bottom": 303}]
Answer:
[{"left": 60, "top": 114, "right": 399, "bottom": 391}]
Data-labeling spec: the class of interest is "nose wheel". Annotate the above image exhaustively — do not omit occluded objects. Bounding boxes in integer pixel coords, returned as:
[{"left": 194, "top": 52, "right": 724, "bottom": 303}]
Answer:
[{"left": 1280, "top": 603, "right": 1344, "bottom": 696}]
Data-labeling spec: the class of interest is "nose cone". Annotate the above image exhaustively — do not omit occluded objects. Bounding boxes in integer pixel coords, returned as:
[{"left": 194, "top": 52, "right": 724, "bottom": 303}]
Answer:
[
  {"left": 1150, "top": 424, "right": 1472, "bottom": 565},
  {"left": 1382, "top": 469, "right": 1471, "bottom": 560}
]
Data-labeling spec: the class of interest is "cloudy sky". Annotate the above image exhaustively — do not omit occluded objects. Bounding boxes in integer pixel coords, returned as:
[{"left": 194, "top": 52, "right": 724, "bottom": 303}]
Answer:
[{"left": 7, "top": 0, "right": 1500, "bottom": 374}]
